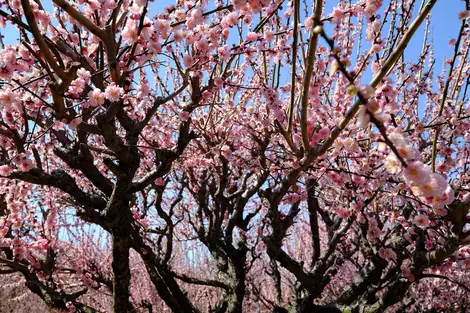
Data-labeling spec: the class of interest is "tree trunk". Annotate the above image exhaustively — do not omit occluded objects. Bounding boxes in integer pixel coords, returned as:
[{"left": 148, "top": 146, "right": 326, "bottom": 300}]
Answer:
[{"left": 112, "top": 231, "right": 131, "bottom": 313}]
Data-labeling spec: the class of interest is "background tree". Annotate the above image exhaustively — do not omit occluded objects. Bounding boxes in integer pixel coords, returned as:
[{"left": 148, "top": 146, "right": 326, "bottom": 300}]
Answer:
[{"left": 0, "top": 0, "right": 470, "bottom": 312}]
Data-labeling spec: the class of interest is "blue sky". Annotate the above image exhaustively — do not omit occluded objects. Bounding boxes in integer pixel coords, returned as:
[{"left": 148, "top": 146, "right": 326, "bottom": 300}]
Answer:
[{"left": 410, "top": 0, "right": 464, "bottom": 64}]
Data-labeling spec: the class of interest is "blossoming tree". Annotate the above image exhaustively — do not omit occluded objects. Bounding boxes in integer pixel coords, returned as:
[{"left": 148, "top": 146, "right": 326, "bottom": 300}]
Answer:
[{"left": 0, "top": 0, "right": 470, "bottom": 312}]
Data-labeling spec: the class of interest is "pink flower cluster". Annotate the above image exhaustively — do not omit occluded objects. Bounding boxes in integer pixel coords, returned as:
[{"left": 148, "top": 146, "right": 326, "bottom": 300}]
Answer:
[
  {"left": 382, "top": 131, "right": 453, "bottom": 212},
  {"left": 0, "top": 45, "right": 31, "bottom": 80},
  {"left": 379, "top": 247, "right": 397, "bottom": 261},
  {"left": 261, "top": 87, "right": 285, "bottom": 122},
  {"left": 404, "top": 162, "right": 453, "bottom": 208},
  {"left": 221, "top": 12, "right": 238, "bottom": 28},
  {"left": 232, "top": 0, "right": 271, "bottom": 14},
  {"left": 367, "top": 218, "right": 382, "bottom": 242},
  {"left": 0, "top": 88, "right": 21, "bottom": 112},
  {"left": 13, "top": 153, "right": 34, "bottom": 173},
  {"left": 363, "top": 0, "right": 384, "bottom": 15}
]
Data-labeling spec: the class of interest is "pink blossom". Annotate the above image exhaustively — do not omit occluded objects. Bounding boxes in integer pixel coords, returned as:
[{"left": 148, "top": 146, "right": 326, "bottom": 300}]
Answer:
[
  {"left": 415, "top": 173, "right": 448, "bottom": 198},
  {"left": 0, "top": 88, "right": 21, "bottom": 111},
  {"left": 310, "top": 133, "right": 321, "bottom": 145},
  {"left": 356, "top": 106, "right": 370, "bottom": 128},
  {"left": 155, "top": 177, "right": 165, "bottom": 186},
  {"left": 379, "top": 247, "right": 397, "bottom": 261},
  {"left": 283, "top": 193, "right": 300, "bottom": 204},
  {"left": 104, "top": 0, "right": 117, "bottom": 9},
  {"left": 404, "top": 232, "right": 413, "bottom": 243},
  {"left": 248, "top": 0, "right": 263, "bottom": 14},
  {"left": 30, "top": 238, "right": 50, "bottom": 251},
  {"left": 342, "top": 138, "right": 358, "bottom": 152},
  {"left": 136, "top": 83, "right": 150, "bottom": 99},
  {"left": 357, "top": 84, "right": 375, "bottom": 99},
  {"left": 218, "top": 45, "right": 231, "bottom": 62},
  {"left": 68, "top": 117, "right": 82, "bottom": 130},
  {"left": 195, "top": 38, "right": 210, "bottom": 53},
  {"left": 179, "top": 111, "right": 190, "bottom": 121},
  {"left": 400, "top": 264, "right": 415, "bottom": 281},
  {"left": 425, "top": 239, "right": 433, "bottom": 250},
  {"left": 148, "top": 40, "right": 162, "bottom": 54},
  {"left": 433, "top": 206, "right": 447, "bottom": 216},
  {"left": 186, "top": 8, "right": 204, "bottom": 28},
  {"left": 104, "top": 83, "right": 124, "bottom": 102},
  {"left": 413, "top": 214, "right": 430, "bottom": 229},
  {"left": 0, "top": 237, "right": 11, "bottom": 248},
  {"left": 183, "top": 55, "right": 194, "bottom": 68},
  {"left": 214, "top": 78, "right": 224, "bottom": 88},
  {"left": 245, "top": 32, "right": 259, "bottom": 42},
  {"left": 88, "top": 89, "right": 105, "bottom": 107},
  {"left": 369, "top": 218, "right": 378, "bottom": 229},
  {"left": 403, "top": 161, "right": 431, "bottom": 186},
  {"left": 388, "top": 131, "right": 407, "bottom": 147},
  {"left": 396, "top": 145, "right": 419, "bottom": 161},
  {"left": 66, "top": 301, "right": 77, "bottom": 313},
  {"left": 221, "top": 145, "right": 233, "bottom": 160},
  {"left": 458, "top": 10, "right": 469, "bottom": 20},
  {"left": 330, "top": 8, "right": 344, "bottom": 23},
  {"left": 317, "top": 128, "right": 330, "bottom": 139},
  {"left": 15, "top": 154, "right": 34, "bottom": 172},
  {"left": 264, "top": 30, "right": 274, "bottom": 41},
  {"left": 0, "top": 2, "right": 468, "bottom": 311},
  {"left": 134, "top": 0, "right": 146, "bottom": 6},
  {"left": 0, "top": 226, "right": 8, "bottom": 237},
  {"left": 173, "top": 31, "right": 185, "bottom": 42},
  {"left": 232, "top": 0, "right": 246, "bottom": 10},
  {"left": 304, "top": 17, "right": 314, "bottom": 31},
  {"left": 367, "top": 226, "right": 381, "bottom": 242},
  {"left": 69, "top": 78, "right": 86, "bottom": 95},
  {"left": 155, "top": 19, "right": 170, "bottom": 37},
  {"left": 384, "top": 154, "right": 401, "bottom": 174},
  {"left": 0, "top": 165, "right": 12, "bottom": 176},
  {"left": 366, "top": 99, "right": 380, "bottom": 113},
  {"left": 336, "top": 207, "right": 351, "bottom": 219},
  {"left": 439, "top": 186, "right": 455, "bottom": 206},
  {"left": 122, "top": 20, "right": 139, "bottom": 44},
  {"left": 221, "top": 12, "right": 238, "bottom": 28},
  {"left": 365, "top": 0, "right": 383, "bottom": 15},
  {"left": 77, "top": 68, "right": 91, "bottom": 81}
]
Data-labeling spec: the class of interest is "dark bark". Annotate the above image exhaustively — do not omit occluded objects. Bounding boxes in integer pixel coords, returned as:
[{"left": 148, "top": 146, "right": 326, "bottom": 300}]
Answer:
[
  {"left": 131, "top": 229, "right": 200, "bottom": 313},
  {"left": 226, "top": 257, "right": 247, "bottom": 313},
  {"left": 306, "top": 179, "right": 321, "bottom": 265},
  {"left": 336, "top": 256, "right": 387, "bottom": 305},
  {"left": 10, "top": 169, "right": 107, "bottom": 210},
  {"left": 111, "top": 231, "right": 131, "bottom": 313},
  {"left": 54, "top": 144, "right": 114, "bottom": 196},
  {"left": 22, "top": 272, "right": 99, "bottom": 313}
]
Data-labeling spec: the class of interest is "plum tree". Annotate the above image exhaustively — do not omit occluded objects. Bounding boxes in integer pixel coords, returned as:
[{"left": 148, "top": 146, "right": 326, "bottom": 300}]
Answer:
[{"left": 0, "top": 0, "right": 470, "bottom": 312}]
